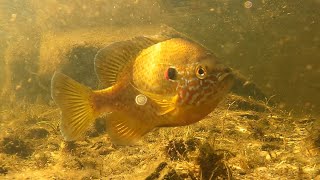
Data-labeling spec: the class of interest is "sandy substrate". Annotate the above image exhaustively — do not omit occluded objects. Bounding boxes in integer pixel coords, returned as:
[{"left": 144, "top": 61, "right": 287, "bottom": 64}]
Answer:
[{"left": 0, "top": 94, "right": 319, "bottom": 179}]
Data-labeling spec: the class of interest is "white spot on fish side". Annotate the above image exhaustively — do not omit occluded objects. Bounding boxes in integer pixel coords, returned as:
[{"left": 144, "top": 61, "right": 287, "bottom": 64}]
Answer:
[{"left": 135, "top": 94, "right": 147, "bottom": 106}]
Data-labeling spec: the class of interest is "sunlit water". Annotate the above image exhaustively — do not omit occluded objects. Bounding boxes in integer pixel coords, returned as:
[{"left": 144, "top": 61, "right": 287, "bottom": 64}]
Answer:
[{"left": 1, "top": 0, "right": 319, "bottom": 116}]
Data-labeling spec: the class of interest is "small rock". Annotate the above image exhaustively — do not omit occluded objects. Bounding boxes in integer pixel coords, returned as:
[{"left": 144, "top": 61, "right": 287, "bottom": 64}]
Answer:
[
  {"left": 1, "top": 137, "right": 34, "bottom": 158},
  {"left": 0, "top": 166, "right": 8, "bottom": 175},
  {"left": 26, "top": 128, "right": 49, "bottom": 139},
  {"left": 265, "top": 154, "right": 271, "bottom": 161}
]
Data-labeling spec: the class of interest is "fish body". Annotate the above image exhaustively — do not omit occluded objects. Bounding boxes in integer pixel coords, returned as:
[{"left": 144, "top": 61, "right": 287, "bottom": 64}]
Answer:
[{"left": 51, "top": 35, "right": 234, "bottom": 145}]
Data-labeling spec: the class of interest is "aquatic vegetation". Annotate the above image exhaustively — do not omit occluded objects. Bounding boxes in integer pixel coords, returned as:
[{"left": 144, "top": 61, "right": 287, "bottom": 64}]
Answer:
[{"left": 0, "top": 94, "right": 318, "bottom": 179}]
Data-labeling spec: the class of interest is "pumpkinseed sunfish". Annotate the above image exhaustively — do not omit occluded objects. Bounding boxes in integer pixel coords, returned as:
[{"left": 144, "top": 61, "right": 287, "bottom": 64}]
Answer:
[{"left": 51, "top": 35, "right": 234, "bottom": 145}]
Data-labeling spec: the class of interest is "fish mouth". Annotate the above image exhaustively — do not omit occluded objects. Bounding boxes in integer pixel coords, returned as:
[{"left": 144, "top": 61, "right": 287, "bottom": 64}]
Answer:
[
  {"left": 214, "top": 66, "right": 234, "bottom": 83},
  {"left": 217, "top": 72, "right": 233, "bottom": 82},
  {"left": 217, "top": 72, "right": 234, "bottom": 90}
]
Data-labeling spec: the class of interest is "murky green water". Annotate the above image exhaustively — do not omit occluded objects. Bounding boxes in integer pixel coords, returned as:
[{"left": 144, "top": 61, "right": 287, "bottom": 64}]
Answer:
[
  {"left": 0, "top": 0, "right": 319, "bottom": 179},
  {"left": 1, "top": 0, "right": 319, "bottom": 116}
]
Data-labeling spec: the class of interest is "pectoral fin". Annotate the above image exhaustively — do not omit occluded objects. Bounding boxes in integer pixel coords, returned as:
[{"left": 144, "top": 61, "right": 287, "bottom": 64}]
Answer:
[{"left": 133, "top": 85, "right": 178, "bottom": 115}]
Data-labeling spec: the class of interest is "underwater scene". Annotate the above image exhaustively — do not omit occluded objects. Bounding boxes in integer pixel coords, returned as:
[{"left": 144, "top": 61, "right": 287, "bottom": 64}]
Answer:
[{"left": 0, "top": 0, "right": 319, "bottom": 179}]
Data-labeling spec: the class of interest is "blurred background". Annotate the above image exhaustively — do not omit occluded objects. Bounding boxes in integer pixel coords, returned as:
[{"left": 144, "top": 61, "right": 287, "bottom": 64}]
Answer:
[{"left": 0, "top": 0, "right": 319, "bottom": 117}]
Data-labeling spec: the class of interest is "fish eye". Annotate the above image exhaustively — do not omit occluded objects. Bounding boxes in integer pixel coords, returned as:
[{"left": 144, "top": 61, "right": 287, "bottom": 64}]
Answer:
[
  {"left": 165, "top": 67, "right": 177, "bottom": 81},
  {"left": 195, "top": 65, "right": 207, "bottom": 79}
]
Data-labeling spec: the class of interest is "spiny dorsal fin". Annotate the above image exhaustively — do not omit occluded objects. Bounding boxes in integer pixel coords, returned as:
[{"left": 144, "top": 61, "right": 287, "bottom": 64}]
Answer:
[
  {"left": 159, "top": 25, "right": 212, "bottom": 53},
  {"left": 158, "top": 25, "right": 189, "bottom": 39},
  {"left": 106, "top": 112, "right": 154, "bottom": 145},
  {"left": 94, "top": 36, "right": 168, "bottom": 88}
]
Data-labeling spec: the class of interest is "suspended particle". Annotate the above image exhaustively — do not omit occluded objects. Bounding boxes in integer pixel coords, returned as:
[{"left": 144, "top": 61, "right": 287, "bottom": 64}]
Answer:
[
  {"left": 305, "top": 64, "right": 312, "bottom": 70},
  {"left": 244, "top": 1, "right": 253, "bottom": 9},
  {"left": 10, "top": 14, "right": 17, "bottom": 22}
]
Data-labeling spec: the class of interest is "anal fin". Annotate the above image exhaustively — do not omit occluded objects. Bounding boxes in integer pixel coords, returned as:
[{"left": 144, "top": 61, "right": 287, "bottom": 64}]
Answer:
[{"left": 106, "top": 112, "right": 154, "bottom": 145}]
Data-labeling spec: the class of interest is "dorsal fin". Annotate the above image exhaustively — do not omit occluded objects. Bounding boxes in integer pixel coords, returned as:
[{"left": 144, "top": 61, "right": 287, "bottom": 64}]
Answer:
[
  {"left": 94, "top": 36, "right": 168, "bottom": 88},
  {"left": 158, "top": 25, "right": 188, "bottom": 39},
  {"left": 159, "top": 25, "right": 212, "bottom": 52}
]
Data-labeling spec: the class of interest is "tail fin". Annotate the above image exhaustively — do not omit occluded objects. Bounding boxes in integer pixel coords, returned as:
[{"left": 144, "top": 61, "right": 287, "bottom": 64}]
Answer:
[{"left": 51, "top": 72, "right": 97, "bottom": 141}]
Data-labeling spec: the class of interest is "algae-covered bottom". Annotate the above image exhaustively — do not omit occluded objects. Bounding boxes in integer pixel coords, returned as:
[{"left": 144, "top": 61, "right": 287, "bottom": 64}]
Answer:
[{"left": 0, "top": 94, "right": 319, "bottom": 179}]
